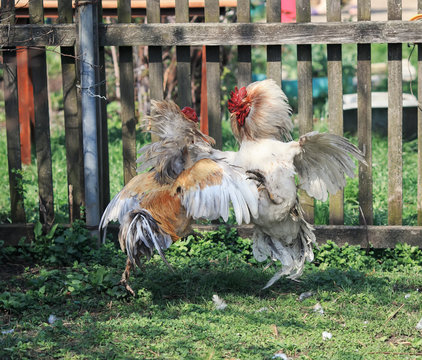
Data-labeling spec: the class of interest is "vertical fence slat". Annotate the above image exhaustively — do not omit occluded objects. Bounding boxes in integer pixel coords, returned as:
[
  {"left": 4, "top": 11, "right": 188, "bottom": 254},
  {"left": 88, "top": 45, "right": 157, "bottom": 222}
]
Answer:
[
  {"left": 237, "top": 0, "right": 251, "bottom": 88},
  {"left": 205, "top": 0, "right": 222, "bottom": 149},
  {"left": 147, "top": 0, "right": 163, "bottom": 144},
  {"left": 357, "top": 0, "right": 373, "bottom": 225},
  {"left": 29, "top": 0, "right": 55, "bottom": 227},
  {"left": 176, "top": 0, "right": 192, "bottom": 107},
  {"left": 327, "top": 0, "right": 343, "bottom": 224},
  {"left": 418, "top": 0, "right": 422, "bottom": 225},
  {"left": 388, "top": 0, "right": 403, "bottom": 225},
  {"left": 147, "top": 0, "right": 163, "bottom": 103},
  {"left": 97, "top": 3, "right": 110, "bottom": 214},
  {"left": 119, "top": 0, "right": 137, "bottom": 184},
  {"left": 58, "top": 0, "right": 84, "bottom": 222},
  {"left": 16, "top": 48, "right": 33, "bottom": 166},
  {"left": 296, "top": 0, "right": 314, "bottom": 223},
  {"left": 2, "top": 0, "right": 26, "bottom": 223},
  {"left": 147, "top": 0, "right": 162, "bottom": 144},
  {"left": 266, "top": 0, "right": 281, "bottom": 85}
]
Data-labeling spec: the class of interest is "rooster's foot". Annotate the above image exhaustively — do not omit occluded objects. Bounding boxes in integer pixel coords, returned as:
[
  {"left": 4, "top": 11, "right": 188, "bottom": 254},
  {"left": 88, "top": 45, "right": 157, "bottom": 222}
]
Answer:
[
  {"left": 120, "top": 258, "right": 136, "bottom": 296},
  {"left": 119, "top": 278, "right": 136, "bottom": 297}
]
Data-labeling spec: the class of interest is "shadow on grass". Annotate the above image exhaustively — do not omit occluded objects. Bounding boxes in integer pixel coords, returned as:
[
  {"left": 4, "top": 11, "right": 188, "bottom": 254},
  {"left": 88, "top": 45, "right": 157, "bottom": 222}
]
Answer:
[
  {"left": 122, "top": 261, "right": 394, "bottom": 307},
  {"left": 2, "top": 259, "right": 419, "bottom": 360}
]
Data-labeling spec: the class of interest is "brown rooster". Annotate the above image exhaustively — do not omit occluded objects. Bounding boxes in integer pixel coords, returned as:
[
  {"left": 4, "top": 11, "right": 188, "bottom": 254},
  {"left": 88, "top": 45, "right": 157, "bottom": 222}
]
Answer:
[
  {"left": 226, "top": 79, "right": 366, "bottom": 288},
  {"left": 100, "top": 100, "right": 258, "bottom": 294}
]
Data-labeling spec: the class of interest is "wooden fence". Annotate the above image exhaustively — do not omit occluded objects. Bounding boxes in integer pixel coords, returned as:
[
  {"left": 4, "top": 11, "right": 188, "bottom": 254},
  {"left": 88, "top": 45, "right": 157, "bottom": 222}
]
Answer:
[{"left": 1, "top": 0, "right": 422, "bottom": 247}]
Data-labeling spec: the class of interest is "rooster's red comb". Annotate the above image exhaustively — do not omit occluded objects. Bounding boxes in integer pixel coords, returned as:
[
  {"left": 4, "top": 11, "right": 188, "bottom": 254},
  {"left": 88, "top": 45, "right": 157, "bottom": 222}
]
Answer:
[
  {"left": 227, "top": 86, "right": 250, "bottom": 127},
  {"left": 181, "top": 106, "right": 199, "bottom": 123}
]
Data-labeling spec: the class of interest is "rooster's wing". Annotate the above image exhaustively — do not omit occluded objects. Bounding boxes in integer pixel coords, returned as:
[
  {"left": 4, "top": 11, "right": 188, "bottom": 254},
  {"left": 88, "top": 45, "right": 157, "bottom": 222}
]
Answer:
[
  {"left": 174, "top": 158, "right": 258, "bottom": 225},
  {"left": 293, "top": 131, "right": 366, "bottom": 201}
]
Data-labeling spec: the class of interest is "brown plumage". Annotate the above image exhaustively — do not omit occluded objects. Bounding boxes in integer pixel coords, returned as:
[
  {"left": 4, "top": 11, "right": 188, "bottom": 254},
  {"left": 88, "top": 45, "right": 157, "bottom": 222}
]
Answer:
[{"left": 100, "top": 100, "right": 258, "bottom": 294}]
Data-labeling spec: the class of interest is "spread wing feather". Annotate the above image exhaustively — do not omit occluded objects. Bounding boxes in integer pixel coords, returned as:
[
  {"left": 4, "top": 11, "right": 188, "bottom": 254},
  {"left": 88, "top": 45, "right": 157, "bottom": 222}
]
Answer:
[
  {"left": 175, "top": 159, "right": 258, "bottom": 224},
  {"left": 99, "top": 188, "right": 141, "bottom": 244},
  {"left": 293, "top": 131, "right": 366, "bottom": 201},
  {"left": 99, "top": 173, "right": 158, "bottom": 244}
]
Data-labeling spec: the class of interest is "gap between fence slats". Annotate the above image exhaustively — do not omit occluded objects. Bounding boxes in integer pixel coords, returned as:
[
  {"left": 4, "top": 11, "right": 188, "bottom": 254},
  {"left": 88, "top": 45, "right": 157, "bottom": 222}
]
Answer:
[
  {"left": 119, "top": 0, "right": 137, "bottom": 185},
  {"left": 388, "top": 0, "right": 403, "bottom": 225},
  {"left": 266, "top": 0, "right": 281, "bottom": 85},
  {"left": 327, "top": 0, "right": 344, "bottom": 225},
  {"left": 29, "top": 0, "right": 55, "bottom": 228},
  {"left": 357, "top": 0, "right": 373, "bottom": 225},
  {"left": 2, "top": 0, "right": 26, "bottom": 223},
  {"left": 58, "top": 0, "right": 84, "bottom": 222},
  {"left": 236, "top": 0, "right": 251, "bottom": 87},
  {"left": 296, "top": 0, "right": 314, "bottom": 223},
  {"left": 175, "top": 0, "right": 192, "bottom": 107},
  {"left": 418, "top": 0, "right": 422, "bottom": 225},
  {"left": 205, "top": 0, "right": 222, "bottom": 149}
]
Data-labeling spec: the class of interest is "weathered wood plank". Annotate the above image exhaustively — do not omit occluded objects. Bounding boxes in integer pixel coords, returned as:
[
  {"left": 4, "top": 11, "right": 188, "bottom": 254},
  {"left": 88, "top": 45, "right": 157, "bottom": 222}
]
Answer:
[
  {"left": 58, "top": 0, "right": 84, "bottom": 222},
  {"left": 388, "top": 0, "right": 402, "bottom": 20},
  {"left": 388, "top": 2, "right": 403, "bottom": 225},
  {"left": 2, "top": 0, "right": 26, "bottom": 223},
  {"left": 237, "top": 0, "right": 251, "bottom": 87},
  {"left": 296, "top": 0, "right": 313, "bottom": 223},
  {"left": 147, "top": 0, "right": 163, "bottom": 144},
  {"left": 100, "top": 21, "right": 422, "bottom": 45},
  {"left": 327, "top": 0, "right": 343, "bottom": 225},
  {"left": 357, "top": 0, "right": 373, "bottom": 225},
  {"left": 0, "top": 224, "right": 34, "bottom": 246},
  {"left": 2, "top": 223, "right": 422, "bottom": 249},
  {"left": 175, "top": 0, "right": 192, "bottom": 107},
  {"left": 418, "top": 0, "right": 422, "bottom": 225},
  {"left": 3, "top": 22, "right": 422, "bottom": 47},
  {"left": 266, "top": 0, "right": 281, "bottom": 85},
  {"left": 205, "top": 0, "right": 222, "bottom": 149},
  {"left": 119, "top": 0, "right": 137, "bottom": 184},
  {"left": 29, "top": 0, "right": 55, "bottom": 228},
  {"left": 176, "top": 45, "right": 192, "bottom": 106},
  {"left": 147, "top": 0, "right": 163, "bottom": 102}
]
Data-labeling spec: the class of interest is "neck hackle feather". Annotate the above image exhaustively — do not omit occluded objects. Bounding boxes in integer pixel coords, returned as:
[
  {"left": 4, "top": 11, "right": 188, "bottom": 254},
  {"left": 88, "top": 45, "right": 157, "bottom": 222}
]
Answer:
[
  {"left": 228, "top": 79, "right": 294, "bottom": 143},
  {"left": 137, "top": 100, "right": 214, "bottom": 184}
]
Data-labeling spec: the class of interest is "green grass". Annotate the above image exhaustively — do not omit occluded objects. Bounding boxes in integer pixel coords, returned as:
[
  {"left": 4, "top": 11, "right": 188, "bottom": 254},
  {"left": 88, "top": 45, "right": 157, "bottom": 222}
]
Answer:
[{"left": 1, "top": 229, "right": 422, "bottom": 359}]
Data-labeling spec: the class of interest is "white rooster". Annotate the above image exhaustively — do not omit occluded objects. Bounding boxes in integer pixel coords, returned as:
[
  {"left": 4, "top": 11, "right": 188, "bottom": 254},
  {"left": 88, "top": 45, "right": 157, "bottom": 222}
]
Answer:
[{"left": 226, "top": 79, "right": 366, "bottom": 288}]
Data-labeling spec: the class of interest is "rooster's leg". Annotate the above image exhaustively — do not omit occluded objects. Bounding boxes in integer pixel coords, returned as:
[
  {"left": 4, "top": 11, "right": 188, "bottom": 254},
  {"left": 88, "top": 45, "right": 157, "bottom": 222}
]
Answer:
[
  {"left": 246, "top": 169, "right": 280, "bottom": 204},
  {"left": 120, "top": 258, "right": 136, "bottom": 296},
  {"left": 246, "top": 169, "right": 266, "bottom": 187}
]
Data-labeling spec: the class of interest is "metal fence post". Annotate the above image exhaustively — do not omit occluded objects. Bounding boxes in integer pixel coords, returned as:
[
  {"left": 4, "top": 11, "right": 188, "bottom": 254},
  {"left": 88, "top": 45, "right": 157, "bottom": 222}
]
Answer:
[{"left": 78, "top": 0, "right": 100, "bottom": 242}]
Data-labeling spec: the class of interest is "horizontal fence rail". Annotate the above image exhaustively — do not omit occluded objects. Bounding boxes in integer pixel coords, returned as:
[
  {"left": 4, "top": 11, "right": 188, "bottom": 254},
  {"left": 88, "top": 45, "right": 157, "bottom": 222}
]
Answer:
[
  {"left": 3, "top": 223, "right": 422, "bottom": 249},
  {"left": 2, "top": 21, "right": 422, "bottom": 47}
]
